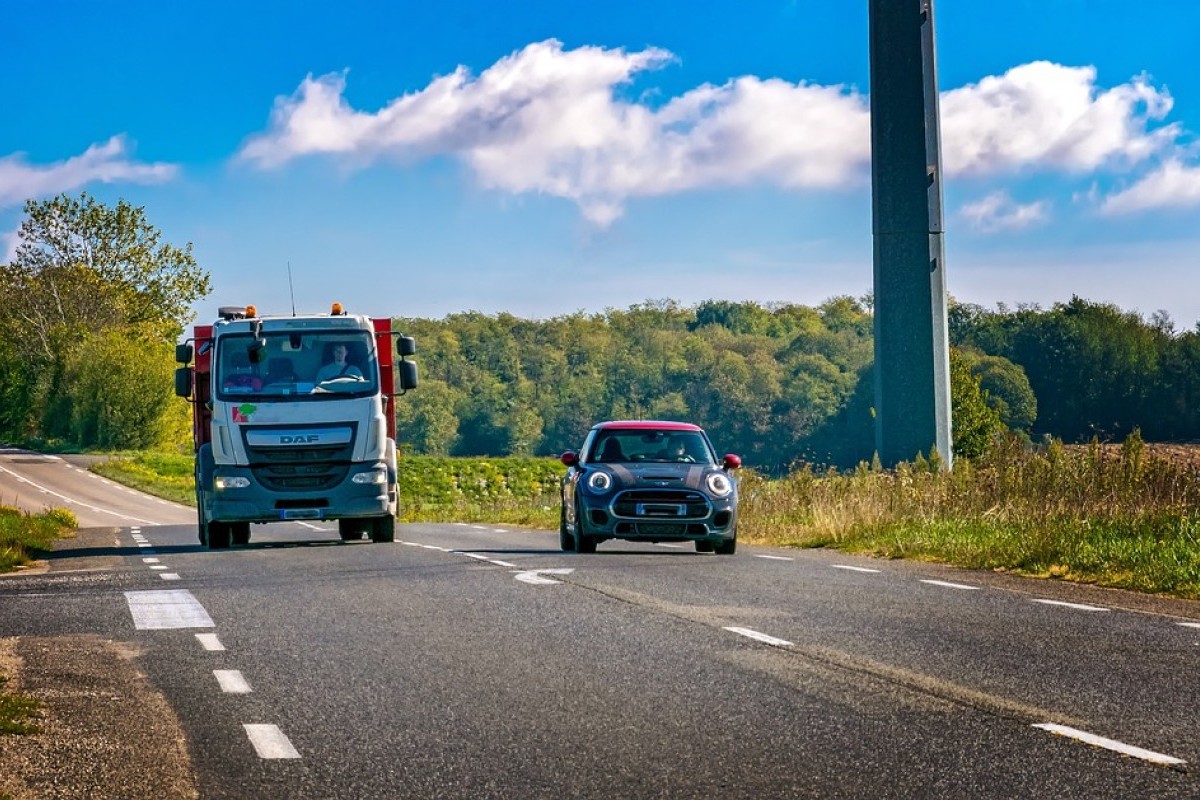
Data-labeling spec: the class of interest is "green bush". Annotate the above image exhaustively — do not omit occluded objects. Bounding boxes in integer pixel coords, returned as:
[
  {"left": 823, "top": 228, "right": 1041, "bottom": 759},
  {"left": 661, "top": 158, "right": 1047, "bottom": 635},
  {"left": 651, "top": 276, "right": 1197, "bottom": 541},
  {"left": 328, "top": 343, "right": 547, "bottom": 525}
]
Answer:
[{"left": 0, "top": 505, "right": 76, "bottom": 573}]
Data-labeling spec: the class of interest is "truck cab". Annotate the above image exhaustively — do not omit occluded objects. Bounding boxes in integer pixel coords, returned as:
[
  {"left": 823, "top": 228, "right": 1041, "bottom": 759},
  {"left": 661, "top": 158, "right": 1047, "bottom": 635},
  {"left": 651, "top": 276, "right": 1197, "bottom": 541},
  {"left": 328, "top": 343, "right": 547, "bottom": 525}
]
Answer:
[{"left": 175, "top": 303, "right": 417, "bottom": 548}]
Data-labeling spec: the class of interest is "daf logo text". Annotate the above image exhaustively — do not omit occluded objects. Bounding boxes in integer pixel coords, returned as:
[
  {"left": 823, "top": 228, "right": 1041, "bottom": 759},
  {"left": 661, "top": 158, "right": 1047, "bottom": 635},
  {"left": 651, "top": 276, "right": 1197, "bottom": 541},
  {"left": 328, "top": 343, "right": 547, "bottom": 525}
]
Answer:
[{"left": 279, "top": 434, "right": 320, "bottom": 445}]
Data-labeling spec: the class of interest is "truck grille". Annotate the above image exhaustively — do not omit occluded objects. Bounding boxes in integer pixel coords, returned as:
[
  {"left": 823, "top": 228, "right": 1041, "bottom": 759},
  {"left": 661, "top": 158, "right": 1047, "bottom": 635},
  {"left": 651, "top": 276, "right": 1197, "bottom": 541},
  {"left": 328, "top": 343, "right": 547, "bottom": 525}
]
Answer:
[{"left": 242, "top": 425, "right": 356, "bottom": 492}]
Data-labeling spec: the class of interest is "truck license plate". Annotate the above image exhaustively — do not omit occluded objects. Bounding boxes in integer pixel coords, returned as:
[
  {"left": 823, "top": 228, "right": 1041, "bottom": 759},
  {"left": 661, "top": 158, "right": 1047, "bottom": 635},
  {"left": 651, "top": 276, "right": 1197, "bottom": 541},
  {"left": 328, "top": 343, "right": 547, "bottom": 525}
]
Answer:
[{"left": 280, "top": 509, "right": 322, "bottom": 520}]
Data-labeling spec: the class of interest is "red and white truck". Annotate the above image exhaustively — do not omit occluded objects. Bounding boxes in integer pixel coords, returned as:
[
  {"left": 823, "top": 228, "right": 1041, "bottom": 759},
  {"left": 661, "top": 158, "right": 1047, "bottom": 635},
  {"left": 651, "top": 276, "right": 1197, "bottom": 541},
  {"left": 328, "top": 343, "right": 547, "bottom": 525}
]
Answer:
[{"left": 174, "top": 303, "right": 417, "bottom": 548}]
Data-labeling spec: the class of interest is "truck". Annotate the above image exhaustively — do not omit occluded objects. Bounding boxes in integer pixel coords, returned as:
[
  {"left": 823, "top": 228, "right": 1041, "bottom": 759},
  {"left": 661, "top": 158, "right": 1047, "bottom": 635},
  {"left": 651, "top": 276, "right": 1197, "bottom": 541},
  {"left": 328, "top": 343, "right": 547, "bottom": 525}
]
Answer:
[{"left": 174, "top": 302, "right": 418, "bottom": 548}]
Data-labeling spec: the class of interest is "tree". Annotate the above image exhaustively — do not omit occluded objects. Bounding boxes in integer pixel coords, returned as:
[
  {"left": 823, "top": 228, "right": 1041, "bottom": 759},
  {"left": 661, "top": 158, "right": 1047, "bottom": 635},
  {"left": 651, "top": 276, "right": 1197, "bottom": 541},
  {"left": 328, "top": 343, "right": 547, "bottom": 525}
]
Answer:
[
  {"left": 950, "top": 349, "right": 1004, "bottom": 459},
  {"left": 0, "top": 192, "right": 210, "bottom": 444},
  {"left": 957, "top": 350, "right": 1038, "bottom": 432},
  {"left": 3, "top": 193, "right": 210, "bottom": 350}
]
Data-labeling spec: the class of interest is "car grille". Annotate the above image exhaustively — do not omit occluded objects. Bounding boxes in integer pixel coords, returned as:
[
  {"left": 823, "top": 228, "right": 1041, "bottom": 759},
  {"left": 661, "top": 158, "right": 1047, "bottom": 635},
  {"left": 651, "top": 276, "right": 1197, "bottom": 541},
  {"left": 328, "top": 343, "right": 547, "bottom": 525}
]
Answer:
[{"left": 612, "top": 489, "right": 710, "bottom": 519}]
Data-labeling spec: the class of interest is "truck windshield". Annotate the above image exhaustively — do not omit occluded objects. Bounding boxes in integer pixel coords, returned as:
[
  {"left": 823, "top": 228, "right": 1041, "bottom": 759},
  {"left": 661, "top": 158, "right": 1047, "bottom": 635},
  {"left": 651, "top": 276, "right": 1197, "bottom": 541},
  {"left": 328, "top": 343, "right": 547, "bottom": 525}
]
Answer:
[{"left": 215, "top": 331, "right": 379, "bottom": 400}]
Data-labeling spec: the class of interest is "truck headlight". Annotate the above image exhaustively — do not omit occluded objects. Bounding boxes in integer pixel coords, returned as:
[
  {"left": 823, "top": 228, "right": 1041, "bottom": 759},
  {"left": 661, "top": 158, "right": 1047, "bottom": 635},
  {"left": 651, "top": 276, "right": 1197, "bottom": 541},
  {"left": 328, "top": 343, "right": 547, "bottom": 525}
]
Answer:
[
  {"left": 352, "top": 469, "right": 387, "bottom": 485},
  {"left": 214, "top": 476, "right": 250, "bottom": 490},
  {"left": 705, "top": 473, "right": 733, "bottom": 497}
]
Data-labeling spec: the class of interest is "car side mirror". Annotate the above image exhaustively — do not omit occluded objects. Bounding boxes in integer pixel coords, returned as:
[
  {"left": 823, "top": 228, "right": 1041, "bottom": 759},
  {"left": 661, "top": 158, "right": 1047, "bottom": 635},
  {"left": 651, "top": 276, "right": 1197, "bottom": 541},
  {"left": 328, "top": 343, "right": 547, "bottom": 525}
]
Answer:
[
  {"left": 722, "top": 454, "right": 742, "bottom": 470},
  {"left": 560, "top": 451, "right": 579, "bottom": 467}
]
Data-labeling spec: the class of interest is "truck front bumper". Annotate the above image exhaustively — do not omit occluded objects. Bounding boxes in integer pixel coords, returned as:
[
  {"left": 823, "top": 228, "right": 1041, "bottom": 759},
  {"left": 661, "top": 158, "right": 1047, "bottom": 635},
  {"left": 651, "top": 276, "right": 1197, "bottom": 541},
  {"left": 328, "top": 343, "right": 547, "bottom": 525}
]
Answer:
[{"left": 206, "top": 461, "right": 393, "bottom": 524}]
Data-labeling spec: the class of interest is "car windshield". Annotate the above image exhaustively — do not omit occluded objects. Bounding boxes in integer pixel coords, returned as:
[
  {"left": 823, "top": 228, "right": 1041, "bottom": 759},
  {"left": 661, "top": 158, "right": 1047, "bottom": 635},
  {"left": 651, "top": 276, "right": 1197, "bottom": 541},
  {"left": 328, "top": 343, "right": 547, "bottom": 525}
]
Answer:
[
  {"left": 587, "top": 430, "right": 714, "bottom": 465},
  {"left": 215, "top": 330, "right": 378, "bottom": 400}
]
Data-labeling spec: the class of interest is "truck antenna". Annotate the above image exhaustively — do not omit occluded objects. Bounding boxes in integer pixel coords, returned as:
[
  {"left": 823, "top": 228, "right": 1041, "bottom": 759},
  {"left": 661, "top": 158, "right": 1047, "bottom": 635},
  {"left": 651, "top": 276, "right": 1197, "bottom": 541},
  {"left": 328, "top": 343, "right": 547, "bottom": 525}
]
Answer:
[{"left": 287, "top": 261, "right": 297, "bottom": 316}]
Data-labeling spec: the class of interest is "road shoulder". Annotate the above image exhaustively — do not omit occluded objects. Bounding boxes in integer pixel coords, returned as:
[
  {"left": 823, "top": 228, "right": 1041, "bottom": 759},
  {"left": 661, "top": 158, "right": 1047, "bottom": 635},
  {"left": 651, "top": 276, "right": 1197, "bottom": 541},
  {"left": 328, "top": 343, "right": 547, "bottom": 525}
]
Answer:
[{"left": 0, "top": 634, "right": 197, "bottom": 799}]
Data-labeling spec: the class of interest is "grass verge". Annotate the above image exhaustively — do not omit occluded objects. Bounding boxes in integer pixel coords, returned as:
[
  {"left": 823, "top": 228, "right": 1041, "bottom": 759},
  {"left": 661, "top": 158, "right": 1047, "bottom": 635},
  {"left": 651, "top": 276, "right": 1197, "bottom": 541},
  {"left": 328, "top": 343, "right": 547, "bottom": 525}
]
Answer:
[
  {"left": 0, "top": 506, "right": 76, "bottom": 574},
  {"left": 0, "top": 677, "right": 40, "bottom": 735}
]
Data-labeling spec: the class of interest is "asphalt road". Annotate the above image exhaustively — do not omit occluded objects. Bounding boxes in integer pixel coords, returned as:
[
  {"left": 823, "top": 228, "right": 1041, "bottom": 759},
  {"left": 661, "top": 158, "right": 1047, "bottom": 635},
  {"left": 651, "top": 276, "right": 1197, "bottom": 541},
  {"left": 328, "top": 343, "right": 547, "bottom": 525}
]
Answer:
[{"left": 2, "top": 446, "right": 1200, "bottom": 798}]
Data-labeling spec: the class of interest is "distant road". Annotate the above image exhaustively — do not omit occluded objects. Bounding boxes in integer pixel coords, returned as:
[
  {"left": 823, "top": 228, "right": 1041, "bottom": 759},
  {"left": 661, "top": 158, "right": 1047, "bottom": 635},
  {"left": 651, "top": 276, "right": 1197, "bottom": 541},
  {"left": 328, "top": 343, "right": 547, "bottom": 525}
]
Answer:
[
  {"left": 0, "top": 446, "right": 195, "bottom": 527},
  {"left": 2, "top": 450, "right": 1199, "bottom": 798}
]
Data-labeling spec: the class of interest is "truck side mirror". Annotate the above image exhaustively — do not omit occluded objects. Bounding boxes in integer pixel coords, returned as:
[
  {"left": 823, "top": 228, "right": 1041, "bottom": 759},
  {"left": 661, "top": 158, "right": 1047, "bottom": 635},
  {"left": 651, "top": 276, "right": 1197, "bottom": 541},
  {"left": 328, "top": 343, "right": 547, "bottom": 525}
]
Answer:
[
  {"left": 175, "top": 343, "right": 193, "bottom": 364},
  {"left": 396, "top": 335, "right": 416, "bottom": 357},
  {"left": 398, "top": 360, "right": 418, "bottom": 393},
  {"left": 175, "top": 367, "right": 194, "bottom": 399}
]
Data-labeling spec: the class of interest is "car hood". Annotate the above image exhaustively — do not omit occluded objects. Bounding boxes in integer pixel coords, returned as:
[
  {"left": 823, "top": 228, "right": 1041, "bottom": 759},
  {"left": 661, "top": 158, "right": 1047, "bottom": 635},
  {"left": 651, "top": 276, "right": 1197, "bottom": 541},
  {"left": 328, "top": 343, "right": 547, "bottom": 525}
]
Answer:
[{"left": 599, "top": 462, "right": 716, "bottom": 490}]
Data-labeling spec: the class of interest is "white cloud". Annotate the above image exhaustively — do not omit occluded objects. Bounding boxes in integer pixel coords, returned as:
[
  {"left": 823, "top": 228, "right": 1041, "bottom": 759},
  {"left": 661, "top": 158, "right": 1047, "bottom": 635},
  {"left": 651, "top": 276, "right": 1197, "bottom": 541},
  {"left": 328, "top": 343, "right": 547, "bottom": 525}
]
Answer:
[
  {"left": 1100, "top": 159, "right": 1200, "bottom": 214},
  {"left": 238, "top": 39, "right": 871, "bottom": 225},
  {"left": 0, "top": 135, "right": 178, "bottom": 208},
  {"left": 959, "top": 191, "right": 1050, "bottom": 232},
  {"left": 238, "top": 41, "right": 1190, "bottom": 225},
  {"left": 940, "top": 62, "right": 1178, "bottom": 177}
]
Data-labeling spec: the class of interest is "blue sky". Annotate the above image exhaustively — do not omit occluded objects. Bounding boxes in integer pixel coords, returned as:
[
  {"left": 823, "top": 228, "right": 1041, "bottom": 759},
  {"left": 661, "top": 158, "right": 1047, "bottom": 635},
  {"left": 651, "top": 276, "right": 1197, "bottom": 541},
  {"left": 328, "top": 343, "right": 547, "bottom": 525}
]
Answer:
[{"left": 4, "top": 1, "right": 1199, "bottom": 329}]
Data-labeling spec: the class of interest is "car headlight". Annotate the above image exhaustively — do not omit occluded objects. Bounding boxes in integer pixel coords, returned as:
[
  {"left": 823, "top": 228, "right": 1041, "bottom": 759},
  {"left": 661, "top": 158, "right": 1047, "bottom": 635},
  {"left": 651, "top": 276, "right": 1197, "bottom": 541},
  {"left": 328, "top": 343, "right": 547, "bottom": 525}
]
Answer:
[
  {"left": 587, "top": 471, "right": 613, "bottom": 492},
  {"left": 214, "top": 475, "right": 250, "bottom": 490},
  {"left": 705, "top": 473, "right": 733, "bottom": 497},
  {"left": 352, "top": 469, "right": 387, "bottom": 485}
]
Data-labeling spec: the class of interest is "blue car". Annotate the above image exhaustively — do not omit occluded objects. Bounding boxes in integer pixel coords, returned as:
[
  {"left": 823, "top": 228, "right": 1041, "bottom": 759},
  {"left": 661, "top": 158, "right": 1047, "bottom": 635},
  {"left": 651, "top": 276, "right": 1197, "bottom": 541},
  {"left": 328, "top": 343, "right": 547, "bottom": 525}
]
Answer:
[{"left": 559, "top": 420, "right": 742, "bottom": 554}]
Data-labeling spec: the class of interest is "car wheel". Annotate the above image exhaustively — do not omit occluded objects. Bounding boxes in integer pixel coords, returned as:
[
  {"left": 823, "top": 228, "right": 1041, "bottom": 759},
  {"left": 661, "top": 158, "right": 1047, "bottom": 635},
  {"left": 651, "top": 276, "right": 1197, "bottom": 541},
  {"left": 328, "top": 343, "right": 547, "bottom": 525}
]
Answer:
[
  {"left": 573, "top": 499, "right": 597, "bottom": 554},
  {"left": 559, "top": 503, "right": 574, "bottom": 551},
  {"left": 695, "top": 540, "right": 715, "bottom": 553},
  {"left": 714, "top": 535, "right": 736, "bottom": 556}
]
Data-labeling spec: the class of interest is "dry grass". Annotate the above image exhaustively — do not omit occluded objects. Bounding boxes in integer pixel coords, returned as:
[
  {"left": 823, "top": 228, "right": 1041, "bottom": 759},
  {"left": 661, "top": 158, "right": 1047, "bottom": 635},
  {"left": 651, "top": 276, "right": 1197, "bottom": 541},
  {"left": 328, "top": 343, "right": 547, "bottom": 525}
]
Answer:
[{"left": 739, "top": 432, "right": 1200, "bottom": 598}]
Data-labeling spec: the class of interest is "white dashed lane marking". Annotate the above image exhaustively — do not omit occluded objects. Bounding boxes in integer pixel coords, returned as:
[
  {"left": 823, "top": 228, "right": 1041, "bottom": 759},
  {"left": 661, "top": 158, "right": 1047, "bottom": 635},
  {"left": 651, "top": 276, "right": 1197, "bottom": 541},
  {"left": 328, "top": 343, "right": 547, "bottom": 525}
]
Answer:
[
  {"left": 754, "top": 555, "right": 794, "bottom": 561},
  {"left": 920, "top": 579, "right": 980, "bottom": 590},
  {"left": 125, "top": 590, "right": 214, "bottom": 629},
  {"left": 215, "top": 670, "right": 252, "bottom": 694},
  {"left": 196, "top": 633, "right": 225, "bottom": 651},
  {"left": 1033, "top": 724, "right": 1185, "bottom": 767},
  {"left": 831, "top": 564, "right": 881, "bottom": 574},
  {"left": 1031, "top": 599, "right": 1109, "bottom": 612},
  {"left": 244, "top": 725, "right": 301, "bottom": 759},
  {"left": 160, "top": 573, "right": 181, "bottom": 581}
]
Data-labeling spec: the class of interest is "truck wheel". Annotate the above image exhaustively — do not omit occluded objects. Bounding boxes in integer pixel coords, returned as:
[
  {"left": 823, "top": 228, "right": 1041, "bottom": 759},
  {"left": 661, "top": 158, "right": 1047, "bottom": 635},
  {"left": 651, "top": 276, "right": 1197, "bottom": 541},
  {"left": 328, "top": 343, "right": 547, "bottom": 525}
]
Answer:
[
  {"left": 338, "top": 519, "right": 365, "bottom": 541},
  {"left": 370, "top": 514, "right": 395, "bottom": 543},
  {"left": 231, "top": 523, "right": 251, "bottom": 546},
  {"left": 196, "top": 497, "right": 208, "bottom": 546},
  {"left": 208, "top": 522, "right": 231, "bottom": 549}
]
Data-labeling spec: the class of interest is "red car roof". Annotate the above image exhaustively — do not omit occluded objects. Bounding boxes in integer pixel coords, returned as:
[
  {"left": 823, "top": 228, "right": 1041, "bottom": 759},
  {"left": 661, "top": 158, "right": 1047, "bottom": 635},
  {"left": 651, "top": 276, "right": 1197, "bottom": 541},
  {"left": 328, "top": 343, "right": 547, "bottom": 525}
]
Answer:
[{"left": 592, "top": 420, "right": 703, "bottom": 432}]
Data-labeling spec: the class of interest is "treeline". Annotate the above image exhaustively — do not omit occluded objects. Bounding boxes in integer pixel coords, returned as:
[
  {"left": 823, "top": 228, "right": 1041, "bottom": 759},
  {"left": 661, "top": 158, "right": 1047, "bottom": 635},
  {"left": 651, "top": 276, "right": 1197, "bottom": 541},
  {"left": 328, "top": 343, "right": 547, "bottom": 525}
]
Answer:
[
  {"left": 951, "top": 298, "right": 1200, "bottom": 442},
  {"left": 0, "top": 194, "right": 209, "bottom": 450},
  {"left": 391, "top": 298, "right": 1031, "bottom": 467},
  {"left": 5, "top": 193, "right": 1197, "bottom": 469},
  {"left": 393, "top": 296, "right": 1200, "bottom": 469}
]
